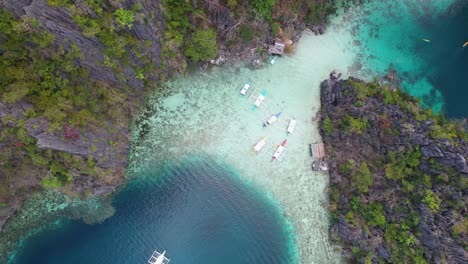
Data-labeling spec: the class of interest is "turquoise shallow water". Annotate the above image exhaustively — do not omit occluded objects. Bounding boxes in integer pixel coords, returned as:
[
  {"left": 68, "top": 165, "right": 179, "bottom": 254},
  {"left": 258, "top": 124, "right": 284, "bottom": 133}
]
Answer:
[
  {"left": 5, "top": 0, "right": 467, "bottom": 263},
  {"left": 346, "top": 0, "right": 468, "bottom": 117},
  {"left": 9, "top": 158, "right": 296, "bottom": 264}
]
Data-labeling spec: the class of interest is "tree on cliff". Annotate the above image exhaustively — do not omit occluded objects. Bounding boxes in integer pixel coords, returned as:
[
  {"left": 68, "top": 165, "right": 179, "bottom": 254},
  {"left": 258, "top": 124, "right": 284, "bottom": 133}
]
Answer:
[{"left": 184, "top": 29, "right": 218, "bottom": 62}]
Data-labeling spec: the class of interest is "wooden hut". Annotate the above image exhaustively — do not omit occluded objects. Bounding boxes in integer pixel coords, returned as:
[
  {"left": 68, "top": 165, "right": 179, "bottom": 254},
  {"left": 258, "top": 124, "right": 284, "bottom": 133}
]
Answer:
[
  {"left": 268, "top": 40, "right": 285, "bottom": 55},
  {"left": 310, "top": 143, "right": 325, "bottom": 158}
]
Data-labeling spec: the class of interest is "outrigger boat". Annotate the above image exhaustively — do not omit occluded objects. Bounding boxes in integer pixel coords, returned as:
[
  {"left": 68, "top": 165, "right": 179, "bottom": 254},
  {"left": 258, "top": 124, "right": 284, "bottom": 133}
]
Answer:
[
  {"left": 463, "top": 41, "right": 468, "bottom": 48},
  {"left": 252, "top": 90, "right": 266, "bottom": 110},
  {"left": 287, "top": 119, "right": 297, "bottom": 134},
  {"left": 264, "top": 112, "right": 282, "bottom": 127},
  {"left": 148, "top": 250, "right": 170, "bottom": 264},
  {"left": 240, "top": 82, "right": 251, "bottom": 95},
  {"left": 253, "top": 136, "right": 268, "bottom": 152},
  {"left": 272, "top": 139, "right": 287, "bottom": 161}
]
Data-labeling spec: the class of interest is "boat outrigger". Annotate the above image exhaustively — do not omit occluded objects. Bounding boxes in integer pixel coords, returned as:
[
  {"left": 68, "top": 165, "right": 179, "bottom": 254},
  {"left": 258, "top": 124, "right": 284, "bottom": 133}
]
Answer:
[
  {"left": 252, "top": 90, "right": 266, "bottom": 110},
  {"left": 148, "top": 250, "right": 170, "bottom": 264},
  {"left": 287, "top": 119, "right": 297, "bottom": 134},
  {"left": 264, "top": 112, "right": 282, "bottom": 126},
  {"left": 253, "top": 136, "right": 268, "bottom": 152},
  {"left": 272, "top": 139, "right": 287, "bottom": 161},
  {"left": 240, "top": 82, "right": 251, "bottom": 95}
]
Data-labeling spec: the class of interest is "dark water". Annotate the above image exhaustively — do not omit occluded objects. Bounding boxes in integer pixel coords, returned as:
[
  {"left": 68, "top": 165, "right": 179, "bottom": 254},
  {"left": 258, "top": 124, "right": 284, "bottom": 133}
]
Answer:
[
  {"left": 10, "top": 159, "right": 296, "bottom": 264},
  {"left": 424, "top": 2, "right": 468, "bottom": 118},
  {"left": 351, "top": 0, "right": 468, "bottom": 117}
]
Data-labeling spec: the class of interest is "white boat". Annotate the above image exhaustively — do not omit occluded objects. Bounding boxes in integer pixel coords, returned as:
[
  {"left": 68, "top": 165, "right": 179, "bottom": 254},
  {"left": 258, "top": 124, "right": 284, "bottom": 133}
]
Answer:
[
  {"left": 266, "top": 112, "right": 282, "bottom": 125},
  {"left": 253, "top": 137, "right": 268, "bottom": 152},
  {"left": 287, "top": 119, "right": 297, "bottom": 133},
  {"left": 272, "top": 139, "right": 287, "bottom": 161},
  {"left": 148, "top": 250, "right": 170, "bottom": 264},
  {"left": 240, "top": 83, "right": 250, "bottom": 95},
  {"left": 253, "top": 90, "right": 266, "bottom": 108}
]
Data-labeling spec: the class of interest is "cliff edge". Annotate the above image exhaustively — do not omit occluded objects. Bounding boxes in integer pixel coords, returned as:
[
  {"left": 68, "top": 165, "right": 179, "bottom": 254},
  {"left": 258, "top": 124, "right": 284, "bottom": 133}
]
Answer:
[{"left": 320, "top": 72, "right": 467, "bottom": 263}]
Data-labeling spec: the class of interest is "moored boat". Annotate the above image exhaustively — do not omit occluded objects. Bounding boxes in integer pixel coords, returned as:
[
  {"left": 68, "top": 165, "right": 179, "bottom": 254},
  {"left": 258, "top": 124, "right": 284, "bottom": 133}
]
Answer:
[
  {"left": 253, "top": 136, "right": 268, "bottom": 152},
  {"left": 253, "top": 90, "right": 266, "bottom": 109},
  {"left": 148, "top": 250, "right": 170, "bottom": 264},
  {"left": 240, "top": 82, "right": 251, "bottom": 95},
  {"left": 272, "top": 139, "right": 287, "bottom": 161},
  {"left": 266, "top": 112, "right": 282, "bottom": 125},
  {"left": 287, "top": 119, "right": 297, "bottom": 134}
]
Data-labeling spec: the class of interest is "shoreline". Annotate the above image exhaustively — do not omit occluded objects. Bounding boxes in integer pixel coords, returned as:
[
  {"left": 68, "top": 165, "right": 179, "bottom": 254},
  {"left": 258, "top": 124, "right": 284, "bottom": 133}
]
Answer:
[
  {"left": 0, "top": 3, "right": 353, "bottom": 260},
  {"left": 128, "top": 29, "right": 356, "bottom": 262},
  {"left": 0, "top": 16, "right": 354, "bottom": 262}
]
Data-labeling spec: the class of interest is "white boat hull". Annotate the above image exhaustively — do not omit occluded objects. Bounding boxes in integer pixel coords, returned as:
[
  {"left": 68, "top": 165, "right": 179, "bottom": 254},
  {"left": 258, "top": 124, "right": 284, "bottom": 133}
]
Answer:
[
  {"left": 254, "top": 95, "right": 265, "bottom": 107},
  {"left": 254, "top": 139, "right": 267, "bottom": 152},
  {"left": 287, "top": 119, "right": 297, "bottom": 133},
  {"left": 240, "top": 84, "right": 250, "bottom": 95},
  {"left": 267, "top": 115, "right": 278, "bottom": 125}
]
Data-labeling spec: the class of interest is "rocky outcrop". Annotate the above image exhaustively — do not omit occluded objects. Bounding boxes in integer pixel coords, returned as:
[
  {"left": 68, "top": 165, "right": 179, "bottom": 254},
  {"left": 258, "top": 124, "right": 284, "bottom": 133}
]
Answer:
[
  {"left": 25, "top": 117, "right": 128, "bottom": 169},
  {"left": 0, "top": 0, "right": 165, "bottom": 88},
  {"left": 320, "top": 72, "right": 467, "bottom": 263}
]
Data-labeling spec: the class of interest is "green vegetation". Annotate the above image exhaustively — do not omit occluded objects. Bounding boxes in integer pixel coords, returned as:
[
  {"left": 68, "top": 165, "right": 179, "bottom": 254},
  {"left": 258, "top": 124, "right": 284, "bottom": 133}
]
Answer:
[
  {"left": 422, "top": 189, "right": 441, "bottom": 212},
  {"left": 324, "top": 78, "right": 467, "bottom": 263},
  {"left": 353, "top": 162, "right": 373, "bottom": 193},
  {"left": 251, "top": 0, "right": 276, "bottom": 21},
  {"left": 323, "top": 116, "right": 334, "bottom": 135},
  {"left": 184, "top": 29, "right": 217, "bottom": 62},
  {"left": 270, "top": 23, "right": 280, "bottom": 34},
  {"left": 114, "top": 8, "right": 135, "bottom": 29},
  {"left": 0, "top": 7, "right": 130, "bottom": 205},
  {"left": 342, "top": 116, "right": 370, "bottom": 134}
]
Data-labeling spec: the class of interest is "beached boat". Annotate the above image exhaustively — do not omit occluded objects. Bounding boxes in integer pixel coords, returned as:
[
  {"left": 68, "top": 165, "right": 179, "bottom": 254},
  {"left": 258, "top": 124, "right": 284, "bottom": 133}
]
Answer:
[
  {"left": 253, "top": 136, "right": 268, "bottom": 152},
  {"left": 272, "top": 139, "right": 287, "bottom": 161},
  {"left": 253, "top": 90, "right": 266, "bottom": 109},
  {"left": 287, "top": 119, "right": 297, "bottom": 134},
  {"left": 240, "top": 82, "right": 251, "bottom": 95},
  {"left": 148, "top": 250, "right": 170, "bottom": 264},
  {"left": 265, "top": 112, "right": 282, "bottom": 126}
]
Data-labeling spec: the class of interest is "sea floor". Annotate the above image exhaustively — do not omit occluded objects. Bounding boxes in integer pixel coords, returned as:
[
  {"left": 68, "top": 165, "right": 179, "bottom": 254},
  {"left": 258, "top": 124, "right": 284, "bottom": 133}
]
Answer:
[
  {"left": 5, "top": 0, "right": 466, "bottom": 262},
  {"left": 130, "top": 27, "right": 356, "bottom": 263}
]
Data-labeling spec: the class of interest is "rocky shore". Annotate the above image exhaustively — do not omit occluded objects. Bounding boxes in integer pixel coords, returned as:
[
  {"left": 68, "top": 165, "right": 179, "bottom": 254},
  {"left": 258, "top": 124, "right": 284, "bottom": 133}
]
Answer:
[
  {"left": 0, "top": 0, "right": 338, "bottom": 260},
  {"left": 320, "top": 72, "right": 467, "bottom": 263}
]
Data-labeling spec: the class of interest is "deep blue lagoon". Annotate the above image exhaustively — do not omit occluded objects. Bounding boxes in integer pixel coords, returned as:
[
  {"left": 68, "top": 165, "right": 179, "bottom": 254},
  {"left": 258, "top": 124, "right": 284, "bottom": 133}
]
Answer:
[
  {"left": 6, "top": 1, "right": 468, "bottom": 263},
  {"left": 9, "top": 159, "right": 296, "bottom": 264}
]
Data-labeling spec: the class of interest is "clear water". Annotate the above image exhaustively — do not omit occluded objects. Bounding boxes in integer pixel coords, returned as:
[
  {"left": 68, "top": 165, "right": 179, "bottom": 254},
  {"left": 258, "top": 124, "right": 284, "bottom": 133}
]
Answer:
[
  {"left": 342, "top": 0, "right": 468, "bottom": 117},
  {"left": 6, "top": 0, "right": 467, "bottom": 263},
  {"left": 10, "top": 158, "right": 296, "bottom": 263},
  {"left": 9, "top": 28, "right": 352, "bottom": 263}
]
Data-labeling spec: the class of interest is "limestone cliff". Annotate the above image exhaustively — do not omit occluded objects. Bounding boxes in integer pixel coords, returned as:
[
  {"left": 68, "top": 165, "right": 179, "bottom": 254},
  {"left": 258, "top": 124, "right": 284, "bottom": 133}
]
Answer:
[{"left": 320, "top": 72, "right": 467, "bottom": 263}]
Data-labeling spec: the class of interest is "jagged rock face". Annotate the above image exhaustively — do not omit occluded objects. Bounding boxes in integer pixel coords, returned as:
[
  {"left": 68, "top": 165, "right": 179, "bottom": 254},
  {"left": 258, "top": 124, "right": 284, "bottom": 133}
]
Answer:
[
  {"left": 0, "top": 0, "right": 165, "bottom": 88},
  {"left": 320, "top": 72, "right": 468, "bottom": 263}
]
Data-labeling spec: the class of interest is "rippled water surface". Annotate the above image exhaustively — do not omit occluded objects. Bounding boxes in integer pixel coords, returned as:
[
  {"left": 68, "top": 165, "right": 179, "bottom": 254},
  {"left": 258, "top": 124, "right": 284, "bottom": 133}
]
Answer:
[
  {"left": 7, "top": 0, "right": 467, "bottom": 263},
  {"left": 10, "top": 158, "right": 296, "bottom": 264}
]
